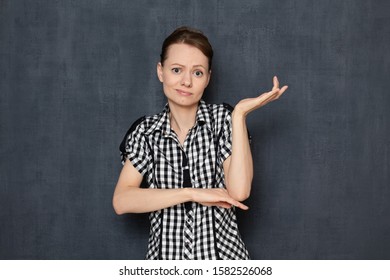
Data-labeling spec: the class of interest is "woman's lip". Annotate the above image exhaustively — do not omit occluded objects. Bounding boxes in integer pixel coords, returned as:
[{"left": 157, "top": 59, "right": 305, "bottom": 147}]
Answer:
[{"left": 176, "top": 89, "right": 192, "bottom": 96}]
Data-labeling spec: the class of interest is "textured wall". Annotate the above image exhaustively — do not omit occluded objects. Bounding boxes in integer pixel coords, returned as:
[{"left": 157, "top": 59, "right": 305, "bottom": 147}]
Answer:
[{"left": 1, "top": 0, "right": 389, "bottom": 259}]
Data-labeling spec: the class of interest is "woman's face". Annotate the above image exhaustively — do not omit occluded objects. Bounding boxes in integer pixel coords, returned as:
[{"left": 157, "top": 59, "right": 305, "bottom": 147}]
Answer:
[{"left": 157, "top": 43, "right": 211, "bottom": 109}]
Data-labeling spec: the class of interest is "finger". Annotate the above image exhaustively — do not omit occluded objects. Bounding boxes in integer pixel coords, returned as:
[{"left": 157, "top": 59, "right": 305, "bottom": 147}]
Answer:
[
  {"left": 259, "top": 88, "right": 278, "bottom": 99},
  {"left": 260, "top": 88, "right": 279, "bottom": 103},
  {"left": 273, "top": 76, "right": 279, "bottom": 90},
  {"left": 201, "top": 202, "right": 232, "bottom": 208},
  {"left": 216, "top": 202, "right": 234, "bottom": 209},
  {"left": 276, "top": 85, "right": 288, "bottom": 98},
  {"left": 227, "top": 198, "right": 249, "bottom": 210},
  {"left": 220, "top": 201, "right": 249, "bottom": 210},
  {"left": 235, "top": 201, "right": 249, "bottom": 210}
]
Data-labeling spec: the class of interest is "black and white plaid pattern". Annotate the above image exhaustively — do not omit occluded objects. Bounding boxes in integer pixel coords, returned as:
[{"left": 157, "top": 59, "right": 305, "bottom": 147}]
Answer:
[{"left": 121, "top": 100, "right": 250, "bottom": 260}]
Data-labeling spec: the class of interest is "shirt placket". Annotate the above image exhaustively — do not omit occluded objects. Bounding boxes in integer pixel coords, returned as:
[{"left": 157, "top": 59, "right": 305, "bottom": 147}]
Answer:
[
  {"left": 181, "top": 148, "right": 195, "bottom": 259},
  {"left": 181, "top": 128, "right": 196, "bottom": 260},
  {"left": 182, "top": 208, "right": 195, "bottom": 259}
]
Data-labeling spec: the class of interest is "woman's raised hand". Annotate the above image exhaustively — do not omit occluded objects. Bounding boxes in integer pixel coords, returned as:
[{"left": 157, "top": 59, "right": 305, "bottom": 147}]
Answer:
[{"left": 234, "top": 76, "right": 288, "bottom": 117}]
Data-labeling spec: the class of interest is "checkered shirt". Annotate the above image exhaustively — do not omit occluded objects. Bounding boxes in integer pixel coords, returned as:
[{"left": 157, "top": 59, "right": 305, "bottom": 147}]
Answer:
[{"left": 120, "top": 100, "right": 250, "bottom": 260}]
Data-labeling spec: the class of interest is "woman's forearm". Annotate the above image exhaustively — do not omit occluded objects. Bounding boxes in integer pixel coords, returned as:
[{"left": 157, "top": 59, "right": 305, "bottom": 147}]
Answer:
[
  {"left": 225, "top": 111, "right": 253, "bottom": 201},
  {"left": 113, "top": 187, "right": 192, "bottom": 214},
  {"left": 113, "top": 186, "right": 249, "bottom": 214}
]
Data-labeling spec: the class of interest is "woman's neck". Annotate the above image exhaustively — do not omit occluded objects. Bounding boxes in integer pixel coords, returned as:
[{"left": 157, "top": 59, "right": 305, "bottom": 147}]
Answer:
[{"left": 168, "top": 102, "right": 198, "bottom": 135}]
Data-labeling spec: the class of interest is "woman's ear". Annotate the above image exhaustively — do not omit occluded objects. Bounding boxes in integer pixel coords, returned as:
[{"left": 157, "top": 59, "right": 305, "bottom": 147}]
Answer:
[
  {"left": 157, "top": 62, "right": 164, "bottom": 83},
  {"left": 205, "top": 70, "right": 211, "bottom": 88}
]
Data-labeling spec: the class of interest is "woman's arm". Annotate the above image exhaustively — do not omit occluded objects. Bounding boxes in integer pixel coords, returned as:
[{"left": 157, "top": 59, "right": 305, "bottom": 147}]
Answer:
[
  {"left": 223, "top": 115, "right": 253, "bottom": 201},
  {"left": 224, "top": 76, "right": 288, "bottom": 201},
  {"left": 113, "top": 159, "right": 248, "bottom": 214}
]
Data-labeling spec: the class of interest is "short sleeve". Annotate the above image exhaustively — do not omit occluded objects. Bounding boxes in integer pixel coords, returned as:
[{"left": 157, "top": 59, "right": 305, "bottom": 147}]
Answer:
[
  {"left": 119, "top": 119, "right": 149, "bottom": 176},
  {"left": 219, "top": 111, "right": 233, "bottom": 162},
  {"left": 217, "top": 105, "right": 252, "bottom": 162}
]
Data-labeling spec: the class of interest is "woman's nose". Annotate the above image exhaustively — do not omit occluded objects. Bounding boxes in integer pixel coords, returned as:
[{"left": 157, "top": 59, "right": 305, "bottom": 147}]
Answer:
[{"left": 181, "top": 72, "right": 192, "bottom": 87}]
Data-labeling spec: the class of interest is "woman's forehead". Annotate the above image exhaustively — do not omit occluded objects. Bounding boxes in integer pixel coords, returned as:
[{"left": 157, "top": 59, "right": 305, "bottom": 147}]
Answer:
[{"left": 165, "top": 43, "right": 208, "bottom": 67}]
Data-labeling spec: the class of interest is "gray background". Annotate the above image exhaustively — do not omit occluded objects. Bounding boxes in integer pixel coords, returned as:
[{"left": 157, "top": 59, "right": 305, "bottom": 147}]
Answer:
[{"left": 1, "top": 0, "right": 389, "bottom": 259}]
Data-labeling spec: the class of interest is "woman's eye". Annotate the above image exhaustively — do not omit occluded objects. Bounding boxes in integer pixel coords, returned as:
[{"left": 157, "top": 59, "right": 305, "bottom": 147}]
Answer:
[
  {"left": 194, "top": 70, "right": 203, "bottom": 77},
  {"left": 172, "top": 68, "right": 181, "bottom": 74}
]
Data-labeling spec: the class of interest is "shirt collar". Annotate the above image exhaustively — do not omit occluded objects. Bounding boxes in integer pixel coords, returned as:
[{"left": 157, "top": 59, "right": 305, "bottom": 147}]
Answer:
[
  {"left": 144, "top": 103, "right": 171, "bottom": 137},
  {"left": 144, "top": 100, "right": 213, "bottom": 136},
  {"left": 195, "top": 100, "right": 213, "bottom": 131}
]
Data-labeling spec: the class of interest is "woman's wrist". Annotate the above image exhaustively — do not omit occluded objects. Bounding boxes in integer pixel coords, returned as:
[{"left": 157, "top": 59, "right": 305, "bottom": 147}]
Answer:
[
  {"left": 232, "top": 108, "right": 247, "bottom": 121},
  {"left": 183, "top": 187, "right": 194, "bottom": 202}
]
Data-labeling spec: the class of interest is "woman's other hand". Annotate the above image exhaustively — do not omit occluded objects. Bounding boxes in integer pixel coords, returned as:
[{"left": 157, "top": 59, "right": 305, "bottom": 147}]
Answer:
[
  {"left": 233, "top": 76, "right": 288, "bottom": 118},
  {"left": 189, "top": 188, "right": 249, "bottom": 210}
]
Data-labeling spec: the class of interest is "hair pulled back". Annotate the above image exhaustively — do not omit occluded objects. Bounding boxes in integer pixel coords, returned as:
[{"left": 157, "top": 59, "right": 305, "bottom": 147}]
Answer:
[{"left": 160, "top": 26, "right": 213, "bottom": 70}]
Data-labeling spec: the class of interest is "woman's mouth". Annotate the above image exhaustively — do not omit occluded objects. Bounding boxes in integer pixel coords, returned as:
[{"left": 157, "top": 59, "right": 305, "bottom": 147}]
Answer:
[{"left": 176, "top": 89, "right": 192, "bottom": 96}]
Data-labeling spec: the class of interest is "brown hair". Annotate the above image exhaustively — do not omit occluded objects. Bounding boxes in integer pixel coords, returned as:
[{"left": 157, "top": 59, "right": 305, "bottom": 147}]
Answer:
[{"left": 160, "top": 26, "right": 213, "bottom": 70}]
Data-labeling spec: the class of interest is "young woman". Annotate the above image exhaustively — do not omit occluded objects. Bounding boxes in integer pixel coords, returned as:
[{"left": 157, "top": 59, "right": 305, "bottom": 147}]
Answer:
[{"left": 113, "top": 27, "right": 288, "bottom": 260}]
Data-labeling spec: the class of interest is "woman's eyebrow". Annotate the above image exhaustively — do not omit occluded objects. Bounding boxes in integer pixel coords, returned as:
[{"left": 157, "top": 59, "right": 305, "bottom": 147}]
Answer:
[
  {"left": 170, "top": 63, "right": 207, "bottom": 69},
  {"left": 193, "top": 64, "right": 207, "bottom": 69},
  {"left": 170, "top": 63, "right": 185, "bottom": 67}
]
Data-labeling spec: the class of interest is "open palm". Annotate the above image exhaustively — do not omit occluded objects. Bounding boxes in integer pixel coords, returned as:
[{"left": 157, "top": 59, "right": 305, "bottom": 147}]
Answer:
[{"left": 234, "top": 76, "right": 288, "bottom": 117}]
